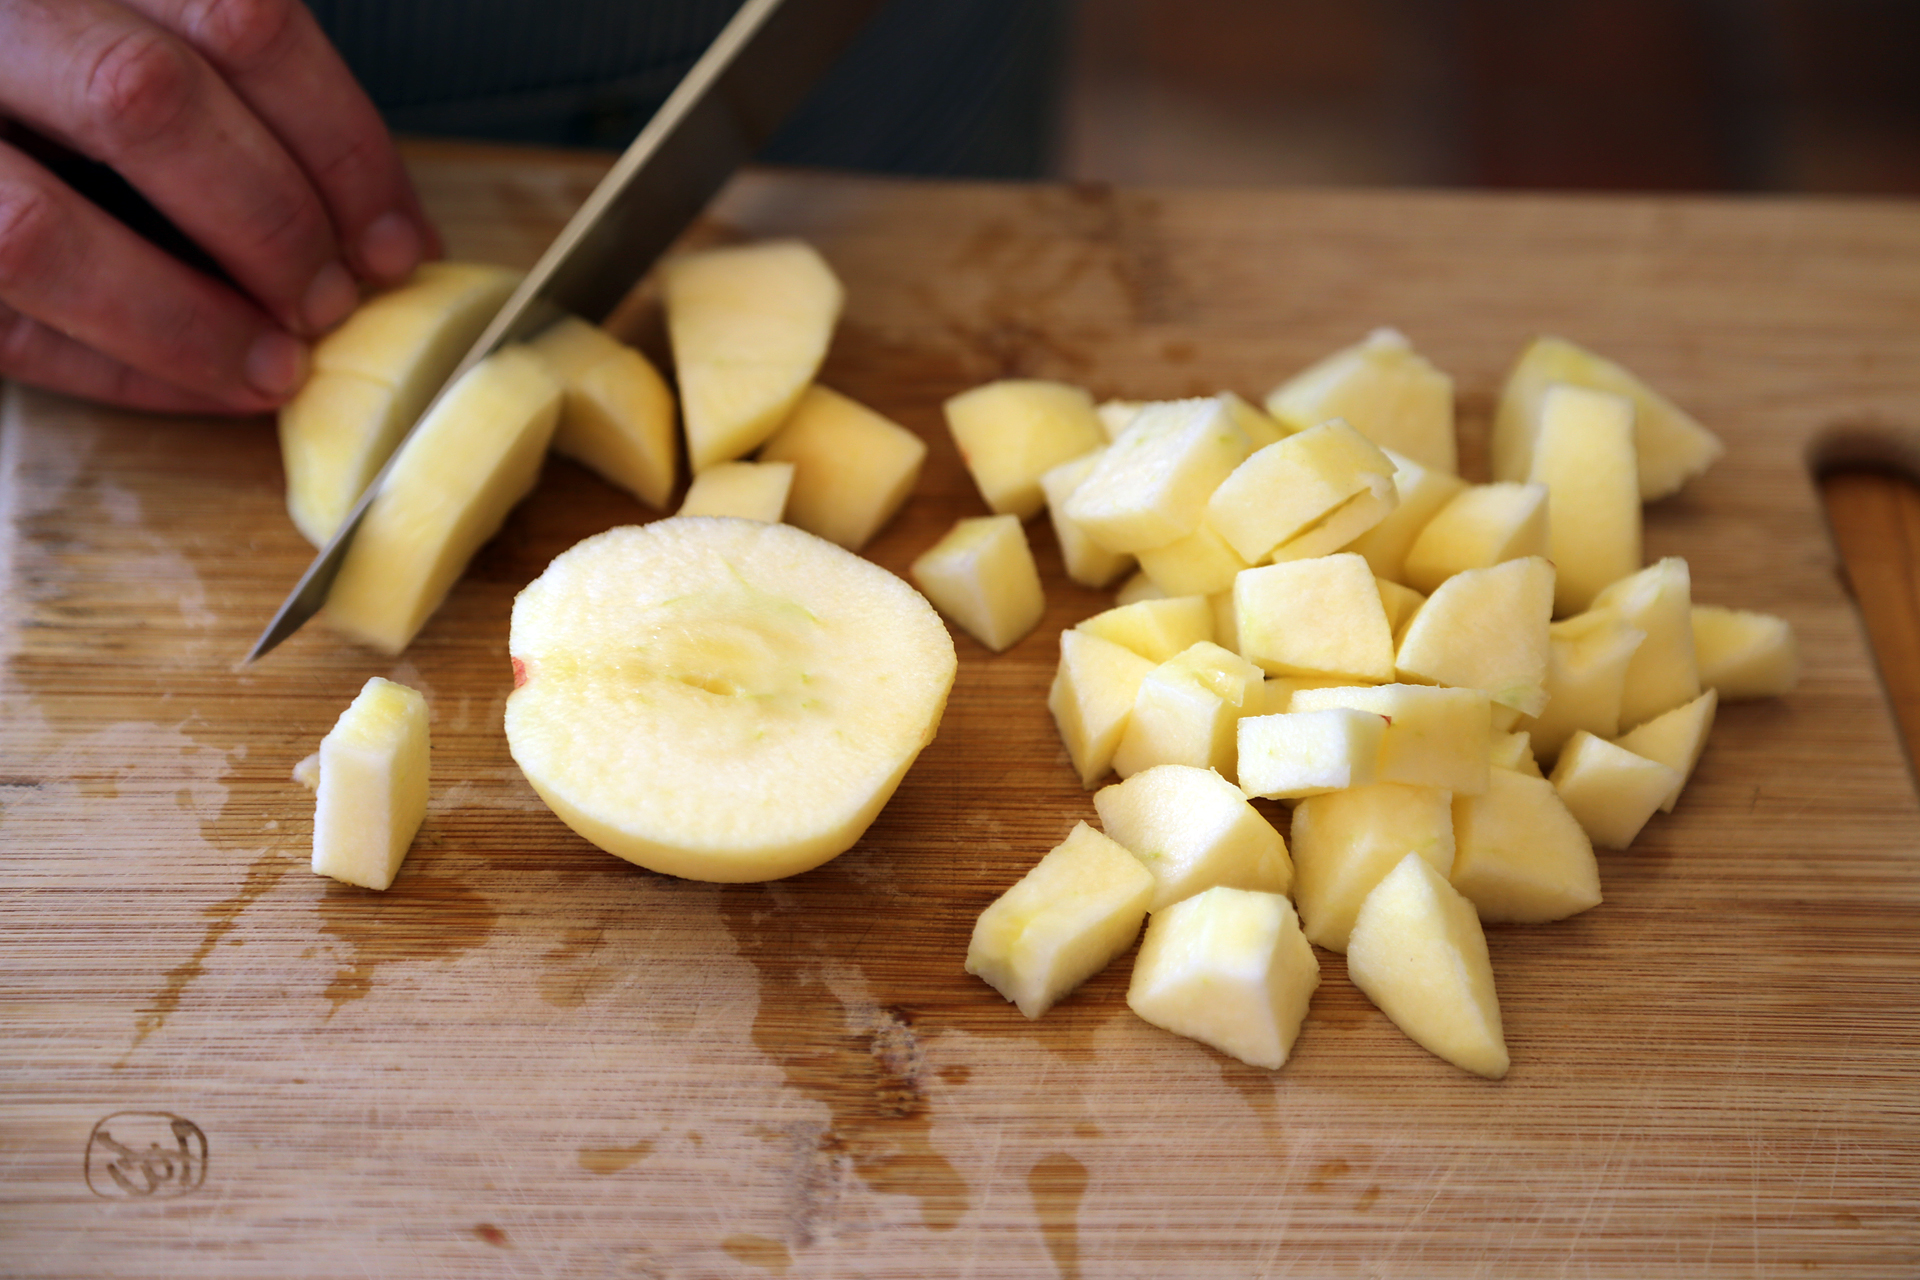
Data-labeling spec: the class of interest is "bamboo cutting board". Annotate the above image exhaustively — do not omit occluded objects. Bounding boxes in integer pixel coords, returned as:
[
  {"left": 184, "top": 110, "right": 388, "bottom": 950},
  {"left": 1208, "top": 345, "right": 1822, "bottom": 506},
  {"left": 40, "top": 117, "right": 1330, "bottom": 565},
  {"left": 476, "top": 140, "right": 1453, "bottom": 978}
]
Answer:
[{"left": 3, "top": 143, "right": 1919, "bottom": 1278}]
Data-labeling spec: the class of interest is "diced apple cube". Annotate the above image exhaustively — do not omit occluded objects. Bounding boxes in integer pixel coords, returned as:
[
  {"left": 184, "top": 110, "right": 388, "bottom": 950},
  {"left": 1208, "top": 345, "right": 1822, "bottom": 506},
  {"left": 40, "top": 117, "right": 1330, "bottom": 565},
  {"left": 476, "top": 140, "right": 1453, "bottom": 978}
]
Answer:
[
  {"left": 1236, "top": 708, "right": 1387, "bottom": 799},
  {"left": 1095, "top": 399, "right": 1145, "bottom": 441},
  {"left": 758, "top": 385, "right": 927, "bottom": 550},
  {"left": 1111, "top": 642, "right": 1265, "bottom": 778},
  {"left": 1049, "top": 629, "right": 1156, "bottom": 789},
  {"left": 1234, "top": 553, "right": 1397, "bottom": 682},
  {"left": 1265, "top": 328, "right": 1457, "bottom": 473},
  {"left": 526, "top": 315, "right": 678, "bottom": 511},
  {"left": 1488, "top": 730, "right": 1542, "bottom": 776},
  {"left": 1591, "top": 558, "right": 1700, "bottom": 730},
  {"left": 1549, "top": 731, "right": 1683, "bottom": 848},
  {"left": 1493, "top": 334, "right": 1723, "bottom": 501},
  {"left": 1518, "top": 607, "right": 1646, "bottom": 760},
  {"left": 1041, "top": 449, "right": 1136, "bottom": 588},
  {"left": 1218, "top": 391, "right": 1290, "bottom": 449},
  {"left": 1613, "top": 688, "right": 1717, "bottom": 811},
  {"left": 1063, "top": 398, "right": 1251, "bottom": 553},
  {"left": 1450, "top": 769, "right": 1601, "bottom": 923},
  {"left": 1376, "top": 577, "right": 1426, "bottom": 637},
  {"left": 1692, "top": 605, "right": 1799, "bottom": 699},
  {"left": 910, "top": 514, "right": 1046, "bottom": 653},
  {"left": 945, "top": 379, "right": 1105, "bottom": 519},
  {"left": 1209, "top": 590, "right": 1239, "bottom": 656},
  {"left": 311, "top": 676, "right": 431, "bottom": 891},
  {"left": 677, "top": 461, "right": 794, "bottom": 522},
  {"left": 965, "top": 821, "right": 1156, "bottom": 1019},
  {"left": 1136, "top": 519, "right": 1251, "bottom": 597},
  {"left": 1394, "top": 556, "right": 1555, "bottom": 718},
  {"left": 1290, "top": 781, "right": 1454, "bottom": 952},
  {"left": 1264, "top": 483, "right": 1396, "bottom": 563},
  {"left": 1095, "top": 764, "right": 1293, "bottom": 908},
  {"left": 1075, "top": 594, "right": 1214, "bottom": 663},
  {"left": 1126, "top": 886, "right": 1320, "bottom": 1070},
  {"left": 1114, "top": 571, "right": 1166, "bottom": 605},
  {"left": 1349, "top": 449, "right": 1470, "bottom": 584},
  {"left": 1530, "top": 383, "right": 1641, "bottom": 615},
  {"left": 1401, "top": 482, "right": 1549, "bottom": 595},
  {"left": 1347, "top": 853, "right": 1509, "bottom": 1079},
  {"left": 1290, "top": 682, "right": 1491, "bottom": 794},
  {"left": 1206, "top": 420, "right": 1397, "bottom": 563}
]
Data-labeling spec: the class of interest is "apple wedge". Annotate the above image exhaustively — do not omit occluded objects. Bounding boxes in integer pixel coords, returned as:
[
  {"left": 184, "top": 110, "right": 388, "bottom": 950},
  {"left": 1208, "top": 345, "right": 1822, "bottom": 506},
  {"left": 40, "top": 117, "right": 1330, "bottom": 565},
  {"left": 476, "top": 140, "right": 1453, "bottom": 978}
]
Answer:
[
  {"left": 505, "top": 519, "right": 955, "bottom": 882},
  {"left": 663, "top": 240, "right": 844, "bottom": 472},
  {"left": 525, "top": 315, "right": 678, "bottom": 510}
]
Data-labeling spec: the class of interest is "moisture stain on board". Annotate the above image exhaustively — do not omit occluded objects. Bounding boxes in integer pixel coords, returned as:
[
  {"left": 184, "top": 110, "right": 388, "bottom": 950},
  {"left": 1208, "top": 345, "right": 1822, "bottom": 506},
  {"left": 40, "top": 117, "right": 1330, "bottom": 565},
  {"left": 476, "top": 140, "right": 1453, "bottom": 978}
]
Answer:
[
  {"left": 538, "top": 924, "right": 612, "bottom": 1008},
  {"left": 317, "top": 873, "right": 496, "bottom": 1009},
  {"left": 1029, "top": 1153, "right": 1089, "bottom": 1280},
  {"left": 722, "top": 1234, "right": 793, "bottom": 1273},
  {"left": 578, "top": 1140, "right": 655, "bottom": 1176}
]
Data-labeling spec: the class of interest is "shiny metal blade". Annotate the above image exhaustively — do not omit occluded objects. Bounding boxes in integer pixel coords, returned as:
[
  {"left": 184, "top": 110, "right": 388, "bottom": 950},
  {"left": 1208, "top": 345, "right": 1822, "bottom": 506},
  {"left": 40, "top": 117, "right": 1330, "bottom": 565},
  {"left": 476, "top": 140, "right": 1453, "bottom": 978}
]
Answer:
[{"left": 246, "top": 0, "right": 883, "bottom": 663}]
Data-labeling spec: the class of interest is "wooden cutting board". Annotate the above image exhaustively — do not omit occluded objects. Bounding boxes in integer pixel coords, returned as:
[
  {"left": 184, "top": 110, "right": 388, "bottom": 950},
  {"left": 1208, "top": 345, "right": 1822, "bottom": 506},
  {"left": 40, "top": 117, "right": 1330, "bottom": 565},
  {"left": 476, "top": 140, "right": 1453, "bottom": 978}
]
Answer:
[{"left": 4, "top": 142, "right": 1919, "bottom": 1278}]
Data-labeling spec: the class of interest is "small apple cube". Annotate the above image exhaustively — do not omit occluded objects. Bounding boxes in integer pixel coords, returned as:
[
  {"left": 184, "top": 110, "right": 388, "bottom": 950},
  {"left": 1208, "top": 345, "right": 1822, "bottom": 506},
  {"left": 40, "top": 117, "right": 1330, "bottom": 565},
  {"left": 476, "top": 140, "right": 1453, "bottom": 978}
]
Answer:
[
  {"left": 1041, "top": 450, "right": 1136, "bottom": 589},
  {"left": 1450, "top": 768, "right": 1601, "bottom": 923},
  {"left": 1257, "top": 675, "right": 1359, "bottom": 714},
  {"left": 1613, "top": 688, "right": 1718, "bottom": 811},
  {"left": 1400, "top": 482, "right": 1550, "bottom": 595},
  {"left": 1488, "top": 729, "right": 1542, "bottom": 776},
  {"left": 677, "top": 460, "right": 794, "bottom": 522},
  {"left": 1549, "top": 730, "right": 1683, "bottom": 848},
  {"left": 1493, "top": 334, "right": 1723, "bottom": 501},
  {"left": 1095, "top": 399, "right": 1145, "bottom": 440},
  {"left": 1290, "top": 781, "right": 1454, "bottom": 952},
  {"left": 1111, "top": 641, "right": 1265, "bottom": 779},
  {"left": 1265, "top": 328, "right": 1457, "bottom": 474},
  {"left": 1376, "top": 577, "right": 1426, "bottom": 637},
  {"left": 1063, "top": 397, "right": 1251, "bottom": 553},
  {"left": 1075, "top": 594, "right": 1214, "bottom": 663},
  {"left": 1114, "top": 571, "right": 1166, "bottom": 605},
  {"left": 1236, "top": 708, "right": 1387, "bottom": 800},
  {"left": 311, "top": 676, "right": 430, "bottom": 891},
  {"left": 1095, "top": 763, "right": 1292, "bottom": 908},
  {"left": 1395, "top": 556, "right": 1555, "bottom": 718},
  {"left": 1234, "top": 553, "right": 1397, "bottom": 682},
  {"left": 1290, "top": 682, "right": 1491, "bottom": 795},
  {"left": 1264, "top": 483, "right": 1396, "bottom": 563},
  {"left": 1127, "top": 886, "right": 1320, "bottom": 1070},
  {"left": 1136, "top": 519, "right": 1251, "bottom": 597},
  {"left": 910, "top": 514, "right": 1046, "bottom": 653},
  {"left": 965, "top": 821, "right": 1155, "bottom": 1019},
  {"left": 525, "top": 315, "right": 678, "bottom": 511},
  {"left": 1347, "top": 853, "right": 1509, "bottom": 1079},
  {"left": 1206, "top": 420, "right": 1398, "bottom": 564},
  {"left": 1217, "top": 391, "right": 1290, "bottom": 449},
  {"left": 945, "top": 379, "right": 1106, "bottom": 519},
  {"left": 1349, "top": 449, "right": 1470, "bottom": 584},
  {"left": 1518, "top": 607, "right": 1647, "bottom": 761},
  {"left": 1591, "top": 558, "right": 1701, "bottom": 730},
  {"left": 1692, "top": 605, "right": 1799, "bottom": 699},
  {"left": 1209, "top": 590, "right": 1240, "bottom": 656},
  {"left": 1530, "top": 382, "right": 1641, "bottom": 615},
  {"left": 1049, "top": 628, "right": 1156, "bottom": 789},
  {"left": 758, "top": 385, "right": 927, "bottom": 550}
]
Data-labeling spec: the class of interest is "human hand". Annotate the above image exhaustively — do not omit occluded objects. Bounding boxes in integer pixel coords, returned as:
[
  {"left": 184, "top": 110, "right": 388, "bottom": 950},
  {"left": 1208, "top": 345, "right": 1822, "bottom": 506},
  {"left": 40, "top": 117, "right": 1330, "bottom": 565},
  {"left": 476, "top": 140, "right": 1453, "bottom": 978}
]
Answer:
[{"left": 0, "top": 0, "right": 442, "bottom": 414}]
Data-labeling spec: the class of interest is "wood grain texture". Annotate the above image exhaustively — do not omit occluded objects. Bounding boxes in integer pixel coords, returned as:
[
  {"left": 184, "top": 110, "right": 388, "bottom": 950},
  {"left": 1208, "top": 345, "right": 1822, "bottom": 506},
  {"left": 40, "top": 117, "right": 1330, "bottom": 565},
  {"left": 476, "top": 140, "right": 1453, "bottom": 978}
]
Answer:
[{"left": 3, "top": 141, "right": 1919, "bottom": 1277}]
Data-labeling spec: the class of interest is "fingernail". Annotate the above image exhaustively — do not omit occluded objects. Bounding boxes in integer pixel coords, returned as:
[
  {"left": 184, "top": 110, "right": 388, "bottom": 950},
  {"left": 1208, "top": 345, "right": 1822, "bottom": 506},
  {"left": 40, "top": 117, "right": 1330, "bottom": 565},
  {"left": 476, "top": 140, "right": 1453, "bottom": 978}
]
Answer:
[
  {"left": 302, "top": 260, "right": 358, "bottom": 334},
  {"left": 246, "top": 330, "right": 308, "bottom": 400},
  {"left": 358, "top": 211, "right": 423, "bottom": 282}
]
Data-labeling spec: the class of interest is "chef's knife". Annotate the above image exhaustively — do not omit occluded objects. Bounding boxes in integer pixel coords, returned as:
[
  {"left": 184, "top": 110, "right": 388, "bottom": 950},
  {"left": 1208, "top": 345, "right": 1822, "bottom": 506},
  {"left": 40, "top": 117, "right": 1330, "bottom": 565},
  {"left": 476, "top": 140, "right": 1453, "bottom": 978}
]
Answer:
[{"left": 245, "top": 0, "right": 884, "bottom": 662}]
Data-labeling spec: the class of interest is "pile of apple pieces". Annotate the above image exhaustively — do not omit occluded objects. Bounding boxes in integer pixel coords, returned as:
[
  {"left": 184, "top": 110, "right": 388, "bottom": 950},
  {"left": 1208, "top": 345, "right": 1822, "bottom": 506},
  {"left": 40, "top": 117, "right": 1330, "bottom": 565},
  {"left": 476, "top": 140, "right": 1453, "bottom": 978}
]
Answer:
[
  {"left": 965, "top": 329, "right": 1799, "bottom": 1078},
  {"left": 275, "top": 242, "right": 928, "bottom": 654}
]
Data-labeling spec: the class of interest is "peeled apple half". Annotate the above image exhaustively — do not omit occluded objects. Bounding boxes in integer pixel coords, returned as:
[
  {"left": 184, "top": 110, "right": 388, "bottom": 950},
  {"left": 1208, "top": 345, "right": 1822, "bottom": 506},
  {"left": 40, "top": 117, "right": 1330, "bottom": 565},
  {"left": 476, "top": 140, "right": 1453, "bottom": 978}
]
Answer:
[{"left": 505, "top": 519, "right": 957, "bottom": 882}]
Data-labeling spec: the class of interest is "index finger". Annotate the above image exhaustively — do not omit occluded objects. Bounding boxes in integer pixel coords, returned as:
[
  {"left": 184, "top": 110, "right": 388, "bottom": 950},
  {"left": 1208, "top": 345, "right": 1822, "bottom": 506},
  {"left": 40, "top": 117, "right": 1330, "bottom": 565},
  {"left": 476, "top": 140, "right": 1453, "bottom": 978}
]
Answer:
[{"left": 125, "top": 0, "right": 441, "bottom": 284}]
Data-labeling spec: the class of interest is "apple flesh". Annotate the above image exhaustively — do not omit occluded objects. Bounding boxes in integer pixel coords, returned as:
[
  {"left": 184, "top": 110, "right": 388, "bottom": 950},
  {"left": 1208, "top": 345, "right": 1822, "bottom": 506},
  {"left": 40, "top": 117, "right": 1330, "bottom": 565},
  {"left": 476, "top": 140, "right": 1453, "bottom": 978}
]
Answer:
[{"left": 309, "top": 677, "right": 430, "bottom": 891}]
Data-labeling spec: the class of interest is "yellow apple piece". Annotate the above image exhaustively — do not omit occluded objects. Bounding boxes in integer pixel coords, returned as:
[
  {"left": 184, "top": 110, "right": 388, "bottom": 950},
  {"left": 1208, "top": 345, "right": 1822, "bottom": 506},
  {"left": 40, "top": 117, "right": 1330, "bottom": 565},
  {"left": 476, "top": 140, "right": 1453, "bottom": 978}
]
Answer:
[
  {"left": 324, "top": 346, "right": 561, "bottom": 653},
  {"left": 1206, "top": 419, "right": 1397, "bottom": 564},
  {"left": 1265, "top": 327, "right": 1457, "bottom": 473},
  {"left": 1493, "top": 334, "right": 1723, "bottom": 500},
  {"left": 1290, "top": 682, "right": 1491, "bottom": 795},
  {"left": 1094, "top": 763, "right": 1292, "bottom": 908},
  {"left": 1517, "top": 608, "right": 1646, "bottom": 761},
  {"left": 1217, "top": 391, "right": 1290, "bottom": 449},
  {"left": 1394, "top": 556, "right": 1555, "bottom": 718},
  {"left": 1613, "top": 688, "right": 1718, "bottom": 811},
  {"left": 1111, "top": 641, "right": 1264, "bottom": 779},
  {"left": 1549, "top": 731, "right": 1683, "bottom": 849},
  {"left": 1062, "top": 397, "right": 1251, "bottom": 554},
  {"left": 1530, "top": 382, "right": 1642, "bottom": 615},
  {"left": 1126, "top": 886, "right": 1319, "bottom": 1070},
  {"left": 1488, "top": 729, "right": 1543, "bottom": 777},
  {"left": 1236, "top": 707, "right": 1387, "bottom": 800},
  {"left": 505, "top": 519, "right": 956, "bottom": 882},
  {"left": 1114, "top": 571, "right": 1166, "bottom": 605},
  {"left": 910, "top": 514, "right": 1046, "bottom": 653},
  {"left": 1041, "top": 449, "right": 1135, "bottom": 588},
  {"left": 1264, "top": 482, "right": 1397, "bottom": 564},
  {"left": 1400, "top": 481, "right": 1550, "bottom": 595},
  {"left": 944, "top": 379, "right": 1105, "bottom": 519},
  {"left": 1348, "top": 448, "right": 1469, "bottom": 584},
  {"left": 1135, "top": 519, "right": 1251, "bottom": 597},
  {"left": 1346, "top": 852, "right": 1509, "bottom": 1079},
  {"left": 757, "top": 385, "right": 926, "bottom": 550},
  {"left": 1049, "top": 628, "right": 1156, "bottom": 789},
  {"left": 1376, "top": 576, "right": 1426, "bottom": 637},
  {"left": 309, "top": 676, "right": 430, "bottom": 891},
  {"left": 279, "top": 260, "right": 520, "bottom": 545},
  {"left": 1289, "top": 781, "right": 1454, "bottom": 952},
  {"left": 1591, "top": 557, "right": 1701, "bottom": 730},
  {"left": 1691, "top": 605, "right": 1799, "bottom": 699},
  {"left": 966, "top": 821, "right": 1155, "bottom": 1019},
  {"left": 1450, "top": 769, "right": 1601, "bottom": 923},
  {"left": 1234, "top": 553, "right": 1397, "bottom": 681},
  {"left": 524, "top": 315, "right": 677, "bottom": 510},
  {"left": 1075, "top": 594, "right": 1214, "bottom": 663},
  {"left": 677, "top": 460, "right": 794, "bottom": 522},
  {"left": 663, "top": 239, "right": 843, "bottom": 472}
]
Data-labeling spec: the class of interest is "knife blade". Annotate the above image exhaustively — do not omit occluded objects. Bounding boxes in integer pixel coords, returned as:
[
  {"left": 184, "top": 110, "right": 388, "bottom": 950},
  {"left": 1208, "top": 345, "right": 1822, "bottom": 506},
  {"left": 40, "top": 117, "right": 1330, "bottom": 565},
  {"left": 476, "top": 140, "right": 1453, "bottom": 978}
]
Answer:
[{"left": 245, "top": 0, "right": 884, "bottom": 663}]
